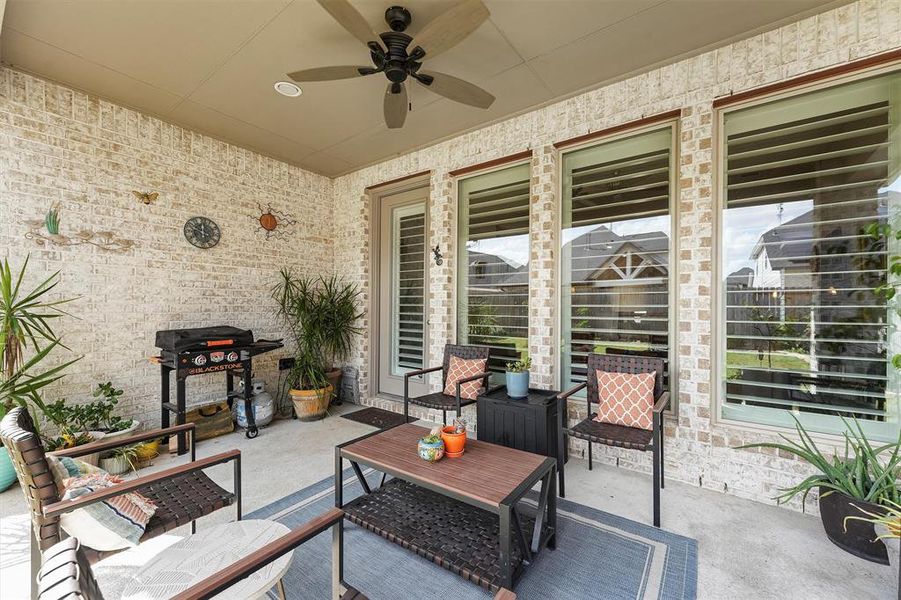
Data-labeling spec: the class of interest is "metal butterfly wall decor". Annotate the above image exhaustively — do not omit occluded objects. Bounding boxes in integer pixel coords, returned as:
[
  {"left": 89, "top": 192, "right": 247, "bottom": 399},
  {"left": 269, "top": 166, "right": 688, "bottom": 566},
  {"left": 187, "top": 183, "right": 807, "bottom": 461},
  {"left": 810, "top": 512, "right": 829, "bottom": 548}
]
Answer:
[{"left": 132, "top": 191, "right": 159, "bottom": 205}]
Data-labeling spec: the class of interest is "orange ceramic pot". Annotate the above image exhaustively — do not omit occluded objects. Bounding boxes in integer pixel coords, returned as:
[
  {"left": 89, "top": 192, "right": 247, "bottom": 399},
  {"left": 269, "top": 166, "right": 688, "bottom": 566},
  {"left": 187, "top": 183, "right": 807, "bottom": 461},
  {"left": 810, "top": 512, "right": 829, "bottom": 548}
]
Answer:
[{"left": 441, "top": 426, "right": 467, "bottom": 457}]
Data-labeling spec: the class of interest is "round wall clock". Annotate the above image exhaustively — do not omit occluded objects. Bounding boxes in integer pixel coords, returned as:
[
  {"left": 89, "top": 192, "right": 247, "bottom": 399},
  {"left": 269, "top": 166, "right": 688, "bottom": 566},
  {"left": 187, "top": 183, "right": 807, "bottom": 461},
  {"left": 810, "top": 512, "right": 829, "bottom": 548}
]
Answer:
[{"left": 183, "top": 216, "right": 221, "bottom": 249}]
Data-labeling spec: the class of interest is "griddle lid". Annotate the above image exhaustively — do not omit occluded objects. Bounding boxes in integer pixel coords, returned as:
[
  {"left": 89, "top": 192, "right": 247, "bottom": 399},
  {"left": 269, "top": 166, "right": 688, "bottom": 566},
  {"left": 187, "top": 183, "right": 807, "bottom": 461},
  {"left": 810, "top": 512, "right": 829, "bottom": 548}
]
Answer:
[{"left": 155, "top": 326, "right": 254, "bottom": 353}]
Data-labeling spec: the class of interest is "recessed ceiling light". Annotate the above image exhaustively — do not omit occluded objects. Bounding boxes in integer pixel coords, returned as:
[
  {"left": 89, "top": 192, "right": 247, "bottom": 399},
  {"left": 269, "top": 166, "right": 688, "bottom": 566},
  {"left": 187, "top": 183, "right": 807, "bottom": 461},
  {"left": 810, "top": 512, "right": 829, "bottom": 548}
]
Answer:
[{"left": 274, "top": 81, "right": 302, "bottom": 97}]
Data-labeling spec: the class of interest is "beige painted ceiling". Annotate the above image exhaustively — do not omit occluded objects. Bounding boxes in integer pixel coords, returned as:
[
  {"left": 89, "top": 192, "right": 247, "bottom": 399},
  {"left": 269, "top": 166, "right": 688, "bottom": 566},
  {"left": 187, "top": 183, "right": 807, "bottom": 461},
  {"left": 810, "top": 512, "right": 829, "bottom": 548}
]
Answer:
[{"left": 1, "top": 0, "right": 846, "bottom": 177}]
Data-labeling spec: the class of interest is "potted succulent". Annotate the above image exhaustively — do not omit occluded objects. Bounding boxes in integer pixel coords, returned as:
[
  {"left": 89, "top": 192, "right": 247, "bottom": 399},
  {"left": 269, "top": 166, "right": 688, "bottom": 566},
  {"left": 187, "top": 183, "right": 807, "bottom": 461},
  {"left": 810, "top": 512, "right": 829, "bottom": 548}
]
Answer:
[
  {"left": 418, "top": 427, "right": 445, "bottom": 462},
  {"left": 273, "top": 270, "right": 362, "bottom": 421},
  {"left": 441, "top": 417, "right": 467, "bottom": 458},
  {"left": 0, "top": 256, "right": 79, "bottom": 490},
  {"left": 505, "top": 354, "right": 531, "bottom": 399},
  {"left": 737, "top": 416, "right": 900, "bottom": 564},
  {"left": 40, "top": 399, "right": 107, "bottom": 466},
  {"left": 84, "top": 381, "right": 139, "bottom": 439}
]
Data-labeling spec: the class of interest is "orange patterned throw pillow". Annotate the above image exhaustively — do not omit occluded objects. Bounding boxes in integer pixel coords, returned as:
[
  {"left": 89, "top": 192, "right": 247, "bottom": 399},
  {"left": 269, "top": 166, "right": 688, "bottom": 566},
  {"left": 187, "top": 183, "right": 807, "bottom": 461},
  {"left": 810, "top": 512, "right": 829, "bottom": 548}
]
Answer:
[
  {"left": 443, "top": 355, "right": 487, "bottom": 400},
  {"left": 593, "top": 370, "right": 655, "bottom": 430}
]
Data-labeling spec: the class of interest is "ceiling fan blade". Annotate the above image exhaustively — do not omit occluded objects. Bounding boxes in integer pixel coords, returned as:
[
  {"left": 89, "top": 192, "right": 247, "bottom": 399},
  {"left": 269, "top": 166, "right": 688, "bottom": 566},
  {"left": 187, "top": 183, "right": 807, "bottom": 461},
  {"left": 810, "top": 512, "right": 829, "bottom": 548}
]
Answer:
[
  {"left": 384, "top": 83, "right": 408, "bottom": 129},
  {"left": 287, "top": 65, "right": 374, "bottom": 82},
  {"left": 317, "top": 0, "right": 385, "bottom": 51},
  {"left": 409, "top": 0, "right": 489, "bottom": 60},
  {"left": 416, "top": 71, "right": 495, "bottom": 109}
]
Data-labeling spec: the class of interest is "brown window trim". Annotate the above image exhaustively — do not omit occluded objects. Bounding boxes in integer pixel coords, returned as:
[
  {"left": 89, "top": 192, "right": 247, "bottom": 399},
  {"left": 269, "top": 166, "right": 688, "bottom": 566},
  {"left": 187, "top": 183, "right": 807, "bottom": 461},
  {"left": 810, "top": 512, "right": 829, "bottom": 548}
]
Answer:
[
  {"left": 365, "top": 170, "right": 431, "bottom": 192},
  {"left": 713, "top": 48, "right": 901, "bottom": 109},
  {"left": 553, "top": 109, "right": 682, "bottom": 150},
  {"left": 448, "top": 150, "right": 533, "bottom": 177}
]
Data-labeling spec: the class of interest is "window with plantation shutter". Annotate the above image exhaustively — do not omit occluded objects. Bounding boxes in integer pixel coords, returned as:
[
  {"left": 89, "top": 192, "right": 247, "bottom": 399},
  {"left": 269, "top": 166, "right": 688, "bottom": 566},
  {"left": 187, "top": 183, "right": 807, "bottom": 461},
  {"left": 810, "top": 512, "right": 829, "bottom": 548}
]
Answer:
[
  {"left": 561, "top": 126, "right": 675, "bottom": 394},
  {"left": 394, "top": 209, "right": 425, "bottom": 372},
  {"left": 457, "top": 163, "right": 531, "bottom": 376},
  {"left": 720, "top": 71, "right": 901, "bottom": 441}
]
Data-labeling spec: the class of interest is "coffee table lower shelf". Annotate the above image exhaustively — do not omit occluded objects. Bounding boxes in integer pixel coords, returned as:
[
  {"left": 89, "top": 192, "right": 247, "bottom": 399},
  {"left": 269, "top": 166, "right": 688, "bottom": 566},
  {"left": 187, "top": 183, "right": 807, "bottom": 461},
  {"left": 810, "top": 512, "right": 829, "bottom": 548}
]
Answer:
[{"left": 343, "top": 479, "right": 546, "bottom": 592}]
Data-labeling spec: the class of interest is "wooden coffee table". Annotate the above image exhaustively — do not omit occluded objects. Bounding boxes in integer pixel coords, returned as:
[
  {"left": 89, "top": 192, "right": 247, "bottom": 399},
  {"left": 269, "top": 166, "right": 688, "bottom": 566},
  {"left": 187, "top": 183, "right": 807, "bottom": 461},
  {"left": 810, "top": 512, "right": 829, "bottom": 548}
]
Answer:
[{"left": 335, "top": 423, "right": 557, "bottom": 591}]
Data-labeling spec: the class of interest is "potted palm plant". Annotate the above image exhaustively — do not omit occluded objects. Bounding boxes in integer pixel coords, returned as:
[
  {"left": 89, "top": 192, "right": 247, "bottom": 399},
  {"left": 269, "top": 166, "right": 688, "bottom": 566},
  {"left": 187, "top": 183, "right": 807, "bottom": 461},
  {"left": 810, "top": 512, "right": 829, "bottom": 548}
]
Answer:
[
  {"left": 1, "top": 256, "right": 79, "bottom": 490},
  {"left": 318, "top": 275, "right": 364, "bottom": 403},
  {"left": 272, "top": 270, "right": 362, "bottom": 421},
  {"left": 737, "top": 416, "right": 900, "bottom": 564}
]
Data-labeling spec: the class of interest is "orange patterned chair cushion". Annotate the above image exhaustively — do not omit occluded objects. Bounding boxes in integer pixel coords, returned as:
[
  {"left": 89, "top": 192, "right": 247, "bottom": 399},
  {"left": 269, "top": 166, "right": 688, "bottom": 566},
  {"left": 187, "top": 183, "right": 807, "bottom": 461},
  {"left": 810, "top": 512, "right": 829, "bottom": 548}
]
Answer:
[
  {"left": 443, "top": 355, "right": 488, "bottom": 400},
  {"left": 593, "top": 369, "right": 655, "bottom": 430}
]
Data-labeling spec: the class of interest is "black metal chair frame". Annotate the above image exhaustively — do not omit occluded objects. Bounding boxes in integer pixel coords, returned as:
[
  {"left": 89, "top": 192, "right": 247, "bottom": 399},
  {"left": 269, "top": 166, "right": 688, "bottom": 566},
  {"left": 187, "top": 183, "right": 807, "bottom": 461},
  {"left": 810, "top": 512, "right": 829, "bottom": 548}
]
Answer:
[
  {"left": 403, "top": 344, "right": 491, "bottom": 425},
  {"left": 556, "top": 354, "right": 670, "bottom": 527}
]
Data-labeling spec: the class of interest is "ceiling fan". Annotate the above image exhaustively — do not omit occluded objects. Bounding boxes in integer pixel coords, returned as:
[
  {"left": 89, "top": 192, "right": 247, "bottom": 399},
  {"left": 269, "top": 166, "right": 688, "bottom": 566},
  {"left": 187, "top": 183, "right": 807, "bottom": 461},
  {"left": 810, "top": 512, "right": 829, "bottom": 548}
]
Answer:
[{"left": 288, "top": 0, "right": 496, "bottom": 129}]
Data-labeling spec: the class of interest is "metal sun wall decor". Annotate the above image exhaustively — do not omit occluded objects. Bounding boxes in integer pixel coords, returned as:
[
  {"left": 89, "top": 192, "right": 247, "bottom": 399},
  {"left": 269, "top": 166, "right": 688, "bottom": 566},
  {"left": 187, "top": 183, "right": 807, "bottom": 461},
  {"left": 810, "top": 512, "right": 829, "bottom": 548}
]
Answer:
[
  {"left": 254, "top": 203, "right": 297, "bottom": 240},
  {"left": 24, "top": 199, "right": 136, "bottom": 253}
]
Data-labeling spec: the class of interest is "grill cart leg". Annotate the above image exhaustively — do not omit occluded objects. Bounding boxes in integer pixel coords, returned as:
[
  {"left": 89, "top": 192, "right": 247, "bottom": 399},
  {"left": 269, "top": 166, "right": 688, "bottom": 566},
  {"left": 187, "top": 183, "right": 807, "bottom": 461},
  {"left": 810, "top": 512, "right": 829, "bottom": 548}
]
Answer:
[
  {"left": 161, "top": 366, "right": 171, "bottom": 445},
  {"left": 242, "top": 361, "right": 258, "bottom": 438},
  {"left": 176, "top": 376, "right": 187, "bottom": 455}
]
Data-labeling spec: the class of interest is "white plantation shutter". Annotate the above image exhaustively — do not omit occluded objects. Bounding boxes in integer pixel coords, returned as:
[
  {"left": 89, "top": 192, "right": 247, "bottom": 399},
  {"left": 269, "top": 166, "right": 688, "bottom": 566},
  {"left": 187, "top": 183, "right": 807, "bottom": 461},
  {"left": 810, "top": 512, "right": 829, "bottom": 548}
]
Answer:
[
  {"left": 457, "top": 163, "right": 531, "bottom": 375},
  {"left": 561, "top": 127, "right": 674, "bottom": 392},
  {"left": 721, "top": 72, "right": 901, "bottom": 440},
  {"left": 395, "top": 210, "right": 425, "bottom": 371}
]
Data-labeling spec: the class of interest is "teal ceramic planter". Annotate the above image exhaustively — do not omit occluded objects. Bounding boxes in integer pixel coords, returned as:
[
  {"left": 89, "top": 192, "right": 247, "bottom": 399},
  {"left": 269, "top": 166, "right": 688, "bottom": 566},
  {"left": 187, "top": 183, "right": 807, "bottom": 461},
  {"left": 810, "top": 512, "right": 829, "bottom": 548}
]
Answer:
[
  {"left": 506, "top": 370, "right": 530, "bottom": 398},
  {"left": 0, "top": 447, "right": 17, "bottom": 492}
]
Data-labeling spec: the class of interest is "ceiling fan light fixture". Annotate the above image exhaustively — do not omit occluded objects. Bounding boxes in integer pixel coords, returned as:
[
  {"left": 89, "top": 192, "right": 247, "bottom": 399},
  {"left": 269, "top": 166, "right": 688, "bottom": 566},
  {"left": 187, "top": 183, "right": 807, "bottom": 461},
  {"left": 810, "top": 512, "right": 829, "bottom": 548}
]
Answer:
[{"left": 273, "top": 81, "right": 303, "bottom": 97}]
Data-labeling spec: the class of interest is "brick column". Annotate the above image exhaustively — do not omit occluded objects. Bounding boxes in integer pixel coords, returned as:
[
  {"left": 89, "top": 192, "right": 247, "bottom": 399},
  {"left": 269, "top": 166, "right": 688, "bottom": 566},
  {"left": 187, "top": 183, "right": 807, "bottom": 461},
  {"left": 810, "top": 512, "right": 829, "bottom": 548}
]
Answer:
[
  {"left": 426, "top": 170, "right": 455, "bottom": 392},
  {"left": 528, "top": 145, "right": 559, "bottom": 390}
]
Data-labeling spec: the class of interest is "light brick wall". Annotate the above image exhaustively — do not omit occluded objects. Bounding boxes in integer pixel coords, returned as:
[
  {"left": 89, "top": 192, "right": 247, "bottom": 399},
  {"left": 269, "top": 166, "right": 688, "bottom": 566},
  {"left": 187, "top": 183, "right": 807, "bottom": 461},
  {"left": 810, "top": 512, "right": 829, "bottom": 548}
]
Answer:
[
  {"left": 333, "top": 0, "right": 901, "bottom": 512},
  {"left": 0, "top": 68, "right": 334, "bottom": 427}
]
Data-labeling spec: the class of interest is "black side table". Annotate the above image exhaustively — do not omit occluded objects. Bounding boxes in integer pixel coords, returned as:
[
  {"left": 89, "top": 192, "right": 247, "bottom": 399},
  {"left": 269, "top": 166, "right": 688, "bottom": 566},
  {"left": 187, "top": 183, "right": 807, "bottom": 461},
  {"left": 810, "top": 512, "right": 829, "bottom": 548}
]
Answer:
[{"left": 477, "top": 386, "right": 567, "bottom": 474}]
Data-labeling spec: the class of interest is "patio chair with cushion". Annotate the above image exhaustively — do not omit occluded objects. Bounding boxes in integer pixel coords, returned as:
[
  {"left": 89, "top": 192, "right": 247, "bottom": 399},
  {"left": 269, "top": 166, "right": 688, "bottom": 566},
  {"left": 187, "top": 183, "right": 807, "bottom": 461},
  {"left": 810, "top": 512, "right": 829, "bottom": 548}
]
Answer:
[
  {"left": 0, "top": 407, "right": 242, "bottom": 593},
  {"left": 556, "top": 353, "right": 670, "bottom": 527},
  {"left": 403, "top": 343, "right": 492, "bottom": 425},
  {"left": 35, "top": 509, "right": 518, "bottom": 600}
]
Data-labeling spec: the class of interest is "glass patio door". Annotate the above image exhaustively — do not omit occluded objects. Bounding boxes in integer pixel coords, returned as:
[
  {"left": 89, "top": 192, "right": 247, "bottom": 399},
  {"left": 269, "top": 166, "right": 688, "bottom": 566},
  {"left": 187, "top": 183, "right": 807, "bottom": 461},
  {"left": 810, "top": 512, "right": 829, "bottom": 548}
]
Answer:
[{"left": 378, "top": 189, "right": 429, "bottom": 397}]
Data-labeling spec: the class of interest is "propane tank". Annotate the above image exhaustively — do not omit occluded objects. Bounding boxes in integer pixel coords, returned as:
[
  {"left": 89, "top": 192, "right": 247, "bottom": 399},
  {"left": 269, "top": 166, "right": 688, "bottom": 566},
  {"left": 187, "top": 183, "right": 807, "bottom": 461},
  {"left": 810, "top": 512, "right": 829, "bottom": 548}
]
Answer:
[{"left": 234, "top": 379, "right": 274, "bottom": 429}]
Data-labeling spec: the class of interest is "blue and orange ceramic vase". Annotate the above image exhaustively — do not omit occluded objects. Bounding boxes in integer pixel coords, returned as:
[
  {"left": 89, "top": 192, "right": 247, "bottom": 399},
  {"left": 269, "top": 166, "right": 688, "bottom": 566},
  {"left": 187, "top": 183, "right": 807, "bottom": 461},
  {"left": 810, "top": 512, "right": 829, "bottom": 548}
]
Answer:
[{"left": 417, "top": 435, "right": 445, "bottom": 462}]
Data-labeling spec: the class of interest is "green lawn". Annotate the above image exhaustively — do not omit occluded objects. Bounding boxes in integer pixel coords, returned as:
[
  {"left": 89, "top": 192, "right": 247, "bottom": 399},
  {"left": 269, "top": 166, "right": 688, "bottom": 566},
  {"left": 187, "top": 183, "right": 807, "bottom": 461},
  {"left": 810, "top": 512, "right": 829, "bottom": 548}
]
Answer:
[{"left": 726, "top": 350, "right": 811, "bottom": 379}]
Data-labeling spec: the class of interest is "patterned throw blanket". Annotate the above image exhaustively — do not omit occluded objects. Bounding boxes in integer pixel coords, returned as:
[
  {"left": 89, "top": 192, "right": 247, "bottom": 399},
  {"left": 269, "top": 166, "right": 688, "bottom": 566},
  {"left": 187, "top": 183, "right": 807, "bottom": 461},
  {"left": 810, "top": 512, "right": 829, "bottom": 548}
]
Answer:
[{"left": 47, "top": 455, "right": 157, "bottom": 550}]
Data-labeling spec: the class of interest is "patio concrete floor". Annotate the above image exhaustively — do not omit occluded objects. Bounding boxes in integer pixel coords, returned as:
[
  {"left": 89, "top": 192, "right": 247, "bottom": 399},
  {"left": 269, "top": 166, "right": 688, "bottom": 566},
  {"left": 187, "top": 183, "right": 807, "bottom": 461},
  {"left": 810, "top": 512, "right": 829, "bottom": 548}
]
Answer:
[{"left": 0, "top": 402, "right": 894, "bottom": 599}]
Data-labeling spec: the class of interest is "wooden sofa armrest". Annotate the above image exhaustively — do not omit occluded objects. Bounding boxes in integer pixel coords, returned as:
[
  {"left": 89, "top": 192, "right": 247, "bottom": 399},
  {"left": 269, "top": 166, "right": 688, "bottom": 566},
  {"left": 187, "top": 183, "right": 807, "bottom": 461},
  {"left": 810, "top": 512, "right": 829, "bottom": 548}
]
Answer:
[
  {"left": 653, "top": 391, "right": 671, "bottom": 414},
  {"left": 494, "top": 589, "right": 517, "bottom": 600},
  {"left": 43, "top": 449, "right": 240, "bottom": 518},
  {"left": 50, "top": 423, "right": 196, "bottom": 459},
  {"left": 170, "top": 508, "right": 345, "bottom": 600}
]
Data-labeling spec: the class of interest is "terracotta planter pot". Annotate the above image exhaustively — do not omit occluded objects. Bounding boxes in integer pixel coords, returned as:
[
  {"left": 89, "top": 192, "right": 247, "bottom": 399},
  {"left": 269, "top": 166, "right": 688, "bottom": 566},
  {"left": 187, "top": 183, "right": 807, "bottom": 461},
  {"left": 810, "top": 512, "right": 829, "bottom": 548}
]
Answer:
[
  {"left": 441, "top": 426, "right": 467, "bottom": 457},
  {"left": 290, "top": 385, "right": 333, "bottom": 422},
  {"left": 818, "top": 487, "right": 888, "bottom": 564},
  {"left": 326, "top": 368, "right": 343, "bottom": 404}
]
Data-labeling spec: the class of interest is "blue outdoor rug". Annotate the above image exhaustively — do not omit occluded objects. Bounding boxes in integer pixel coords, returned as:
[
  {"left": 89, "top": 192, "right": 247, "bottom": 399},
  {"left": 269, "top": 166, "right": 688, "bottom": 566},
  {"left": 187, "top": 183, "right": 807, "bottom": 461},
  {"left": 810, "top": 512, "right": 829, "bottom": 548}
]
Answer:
[{"left": 249, "top": 469, "right": 697, "bottom": 599}]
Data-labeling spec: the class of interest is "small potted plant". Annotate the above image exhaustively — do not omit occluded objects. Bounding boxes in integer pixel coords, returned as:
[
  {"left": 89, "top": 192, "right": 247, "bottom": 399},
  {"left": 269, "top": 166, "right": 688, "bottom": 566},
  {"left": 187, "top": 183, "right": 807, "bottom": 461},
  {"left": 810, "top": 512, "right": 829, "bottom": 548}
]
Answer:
[
  {"left": 418, "top": 426, "right": 445, "bottom": 462},
  {"left": 99, "top": 444, "right": 139, "bottom": 475},
  {"left": 846, "top": 500, "right": 900, "bottom": 593},
  {"left": 441, "top": 417, "right": 467, "bottom": 458},
  {"left": 505, "top": 354, "right": 531, "bottom": 399},
  {"left": 40, "top": 399, "right": 106, "bottom": 466}
]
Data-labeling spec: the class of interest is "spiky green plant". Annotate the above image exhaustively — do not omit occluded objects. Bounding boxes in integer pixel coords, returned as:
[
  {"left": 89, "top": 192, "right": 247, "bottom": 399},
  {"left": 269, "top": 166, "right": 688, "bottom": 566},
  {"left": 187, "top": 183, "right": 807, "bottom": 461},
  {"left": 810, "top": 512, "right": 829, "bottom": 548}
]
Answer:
[
  {"left": 736, "top": 415, "right": 900, "bottom": 508},
  {"left": 1, "top": 256, "right": 79, "bottom": 419},
  {"left": 845, "top": 498, "right": 901, "bottom": 540}
]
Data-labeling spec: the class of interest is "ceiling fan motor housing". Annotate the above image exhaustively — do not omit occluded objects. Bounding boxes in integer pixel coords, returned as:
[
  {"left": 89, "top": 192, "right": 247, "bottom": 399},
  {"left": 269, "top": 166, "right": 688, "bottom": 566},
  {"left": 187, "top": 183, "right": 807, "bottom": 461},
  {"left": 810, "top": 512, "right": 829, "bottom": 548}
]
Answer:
[{"left": 385, "top": 6, "right": 412, "bottom": 32}]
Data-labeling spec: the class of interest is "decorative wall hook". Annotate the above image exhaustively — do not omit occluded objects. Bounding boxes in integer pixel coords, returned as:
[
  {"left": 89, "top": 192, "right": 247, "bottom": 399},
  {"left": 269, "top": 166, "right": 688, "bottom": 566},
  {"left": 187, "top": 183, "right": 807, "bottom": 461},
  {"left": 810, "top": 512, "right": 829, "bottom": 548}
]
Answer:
[
  {"left": 432, "top": 244, "right": 443, "bottom": 266},
  {"left": 132, "top": 191, "right": 159, "bottom": 205}
]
